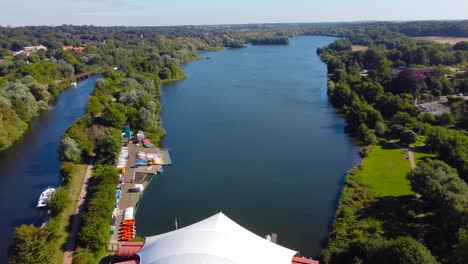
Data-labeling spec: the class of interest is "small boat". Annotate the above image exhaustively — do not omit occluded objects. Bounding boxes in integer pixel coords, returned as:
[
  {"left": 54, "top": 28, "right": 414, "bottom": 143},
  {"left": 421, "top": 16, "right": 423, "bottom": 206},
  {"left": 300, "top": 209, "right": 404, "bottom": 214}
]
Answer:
[
  {"left": 157, "top": 166, "right": 164, "bottom": 173},
  {"left": 70, "top": 82, "right": 77, "bottom": 87},
  {"left": 37, "top": 187, "right": 56, "bottom": 208}
]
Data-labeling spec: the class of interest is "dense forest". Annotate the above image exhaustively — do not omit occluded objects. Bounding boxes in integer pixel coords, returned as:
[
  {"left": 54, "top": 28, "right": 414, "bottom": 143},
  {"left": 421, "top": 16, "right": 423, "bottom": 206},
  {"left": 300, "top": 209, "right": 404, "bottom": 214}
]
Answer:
[{"left": 2, "top": 20, "right": 467, "bottom": 264}]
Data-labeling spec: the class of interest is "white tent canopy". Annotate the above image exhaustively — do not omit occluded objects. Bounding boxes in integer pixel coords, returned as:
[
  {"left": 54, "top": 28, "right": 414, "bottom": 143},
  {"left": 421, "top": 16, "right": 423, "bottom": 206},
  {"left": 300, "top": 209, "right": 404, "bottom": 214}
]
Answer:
[{"left": 138, "top": 212, "right": 297, "bottom": 264}]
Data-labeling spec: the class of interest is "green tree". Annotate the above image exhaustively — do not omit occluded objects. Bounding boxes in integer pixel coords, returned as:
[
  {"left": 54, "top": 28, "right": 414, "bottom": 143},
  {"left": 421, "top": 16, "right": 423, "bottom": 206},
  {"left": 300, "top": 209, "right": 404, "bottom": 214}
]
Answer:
[
  {"left": 101, "top": 105, "right": 126, "bottom": 128},
  {"left": 358, "top": 124, "right": 377, "bottom": 145},
  {"left": 59, "top": 136, "right": 81, "bottom": 163},
  {"left": 86, "top": 96, "right": 103, "bottom": 117},
  {"left": 399, "top": 130, "right": 417, "bottom": 146},
  {"left": 72, "top": 248, "right": 95, "bottom": 264},
  {"left": 413, "top": 47, "right": 428, "bottom": 65},
  {"left": 453, "top": 228, "right": 468, "bottom": 264},
  {"left": 49, "top": 187, "right": 71, "bottom": 216},
  {"left": 8, "top": 225, "right": 54, "bottom": 264}
]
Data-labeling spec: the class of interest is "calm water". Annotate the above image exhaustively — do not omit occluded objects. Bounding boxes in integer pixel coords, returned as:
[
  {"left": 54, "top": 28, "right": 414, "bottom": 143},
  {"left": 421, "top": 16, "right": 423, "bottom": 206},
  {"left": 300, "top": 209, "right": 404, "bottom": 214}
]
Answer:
[
  {"left": 0, "top": 76, "right": 100, "bottom": 262},
  {"left": 136, "top": 37, "right": 360, "bottom": 257}
]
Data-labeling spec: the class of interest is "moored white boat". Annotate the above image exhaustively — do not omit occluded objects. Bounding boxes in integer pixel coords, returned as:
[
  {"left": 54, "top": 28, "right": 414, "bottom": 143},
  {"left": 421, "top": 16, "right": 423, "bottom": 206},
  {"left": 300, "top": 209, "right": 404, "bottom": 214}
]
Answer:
[{"left": 37, "top": 187, "right": 56, "bottom": 208}]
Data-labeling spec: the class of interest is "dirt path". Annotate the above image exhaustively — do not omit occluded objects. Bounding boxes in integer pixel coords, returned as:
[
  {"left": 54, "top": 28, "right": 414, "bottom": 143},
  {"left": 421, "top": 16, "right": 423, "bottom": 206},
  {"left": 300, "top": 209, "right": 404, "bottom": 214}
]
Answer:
[
  {"left": 62, "top": 163, "right": 93, "bottom": 264},
  {"left": 389, "top": 140, "right": 417, "bottom": 170},
  {"left": 408, "top": 150, "right": 416, "bottom": 170}
]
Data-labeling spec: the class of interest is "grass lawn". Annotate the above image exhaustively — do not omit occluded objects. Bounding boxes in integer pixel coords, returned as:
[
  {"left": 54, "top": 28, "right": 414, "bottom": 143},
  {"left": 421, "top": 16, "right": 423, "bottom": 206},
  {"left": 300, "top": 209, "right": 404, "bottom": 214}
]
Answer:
[
  {"left": 53, "top": 164, "right": 87, "bottom": 264},
  {"left": 358, "top": 142, "right": 414, "bottom": 197},
  {"left": 411, "top": 136, "right": 438, "bottom": 164}
]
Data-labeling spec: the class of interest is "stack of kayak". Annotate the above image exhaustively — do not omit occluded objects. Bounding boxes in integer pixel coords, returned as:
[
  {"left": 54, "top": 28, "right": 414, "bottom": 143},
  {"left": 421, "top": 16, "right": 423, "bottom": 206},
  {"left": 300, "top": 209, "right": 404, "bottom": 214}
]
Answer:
[
  {"left": 111, "top": 167, "right": 126, "bottom": 235},
  {"left": 120, "top": 207, "right": 136, "bottom": 241},
  {"left": 116, "top": 147, "right": 129, "bottom": 169}
]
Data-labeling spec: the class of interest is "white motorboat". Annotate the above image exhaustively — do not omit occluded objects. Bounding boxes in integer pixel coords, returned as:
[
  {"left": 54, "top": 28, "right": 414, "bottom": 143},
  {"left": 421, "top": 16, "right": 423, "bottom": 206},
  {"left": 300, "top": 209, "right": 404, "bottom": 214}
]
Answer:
[{"left": 37, "top": 187, "right": 56, "bottom": 208}]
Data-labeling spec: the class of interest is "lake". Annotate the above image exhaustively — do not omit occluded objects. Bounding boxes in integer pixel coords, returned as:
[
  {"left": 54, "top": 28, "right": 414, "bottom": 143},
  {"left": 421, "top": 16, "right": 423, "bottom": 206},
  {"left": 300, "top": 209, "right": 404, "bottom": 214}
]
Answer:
[
  {"left": 136, "top": 36, "right": 360, "bottom": 257},
  {"left": 0, "top": 76, "right": 100, "bottom": 262}
]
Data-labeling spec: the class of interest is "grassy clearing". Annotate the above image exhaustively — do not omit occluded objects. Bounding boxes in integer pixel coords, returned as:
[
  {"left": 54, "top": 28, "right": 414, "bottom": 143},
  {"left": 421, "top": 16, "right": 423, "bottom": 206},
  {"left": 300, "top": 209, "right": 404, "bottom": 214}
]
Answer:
[
  {"left": 53, "top": 164, "right": 87, "bottom": 264},
  {"left": 412, "top": 36, "right": 468, "bottom": 45},
  {"left": 411, "top": 136, "right": 438, "bottom": 164},
  {"left": 357, "top": 142, "right": 414, "bottom": 197},
  {"left": 351, "top": 45, "right": 369, "bottom": 52}
]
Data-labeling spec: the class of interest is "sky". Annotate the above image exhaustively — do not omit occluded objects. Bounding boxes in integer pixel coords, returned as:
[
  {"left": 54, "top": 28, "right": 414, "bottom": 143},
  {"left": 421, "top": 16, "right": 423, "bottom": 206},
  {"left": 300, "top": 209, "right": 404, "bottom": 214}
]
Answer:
[{"left": 1, "top": 0, "right": 467, "bottom": 26}]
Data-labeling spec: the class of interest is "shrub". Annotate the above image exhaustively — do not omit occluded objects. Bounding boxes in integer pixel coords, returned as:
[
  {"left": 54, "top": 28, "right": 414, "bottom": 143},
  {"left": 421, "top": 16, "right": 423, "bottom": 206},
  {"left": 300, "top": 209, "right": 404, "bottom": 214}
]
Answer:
[
  {"left": 49, "top": 187, "right": 71, "bottom": 216},
  {"left": 59, "top": 136, "right": 81, "bottom": 163},
  {"left": 8, "top": 225, "right": 54, "bottom": 264},
  {"left": 72, "top": 248, "right": 96, "bottom": 264},
  {"left": 399, "top": 130, "right": 417, "bottom": 146},
  {"left": 60, "top": 162, "right": 76, "bottom": 186}
]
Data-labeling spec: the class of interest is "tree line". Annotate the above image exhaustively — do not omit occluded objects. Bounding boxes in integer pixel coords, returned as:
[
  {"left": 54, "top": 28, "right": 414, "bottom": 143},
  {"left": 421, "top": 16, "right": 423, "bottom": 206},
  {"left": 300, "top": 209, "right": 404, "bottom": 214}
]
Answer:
[{"left": 317, "top": 26, "right": 467, "bottom": 264}]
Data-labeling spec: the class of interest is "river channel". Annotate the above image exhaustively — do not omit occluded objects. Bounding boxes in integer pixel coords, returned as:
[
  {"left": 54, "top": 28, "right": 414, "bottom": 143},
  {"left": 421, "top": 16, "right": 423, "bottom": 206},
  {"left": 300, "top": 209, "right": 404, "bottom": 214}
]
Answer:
[
  {"left": 136, "top": 36, "right": 360, "bottom": 257},
  {"left": 0, "top": 76, "right": 100, "bottom": 262}
]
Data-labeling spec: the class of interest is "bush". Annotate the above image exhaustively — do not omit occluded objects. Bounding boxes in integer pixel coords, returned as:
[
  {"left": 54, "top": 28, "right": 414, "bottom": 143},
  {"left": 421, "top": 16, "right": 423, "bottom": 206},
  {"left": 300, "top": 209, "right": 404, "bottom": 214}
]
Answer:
[
  {"left": 345, "top": 237, "right": 438, "bottom": 264},
  {"left": 49, "top": 187, "right": 71, "bottom": 216},
  {"left": 8, "top": 225, "right": 54, "bottom": 264},
  {"left": 360, "top": 146, "right": 373, "bottom": 158},
  {"left": 399, "top": 130, "right": 417, "bottom": 146},
  {"left": 358, "top": 124, "right": 377, "bottom": 145},
  {"left": 101, "top": 105, "right": 126, "bottom": 128},
  {"left": 60, "top": 162, "right": 76, "bottom": 186},
  {"left": 59, "top": 136, "right": 81, "bottom": 163},
  {"left": 73, "top": 248, "right": 96, "bottom": 264},
  {"left": 77, "top": 165, "right": 119, "bottom": 254}
]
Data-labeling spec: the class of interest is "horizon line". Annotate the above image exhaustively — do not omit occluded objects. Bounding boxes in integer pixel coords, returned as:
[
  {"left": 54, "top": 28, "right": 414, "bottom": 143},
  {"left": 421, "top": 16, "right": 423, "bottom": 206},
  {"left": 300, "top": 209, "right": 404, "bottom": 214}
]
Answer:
[{"left": 1, "top": 18, "right": 467, "bottom": 28}]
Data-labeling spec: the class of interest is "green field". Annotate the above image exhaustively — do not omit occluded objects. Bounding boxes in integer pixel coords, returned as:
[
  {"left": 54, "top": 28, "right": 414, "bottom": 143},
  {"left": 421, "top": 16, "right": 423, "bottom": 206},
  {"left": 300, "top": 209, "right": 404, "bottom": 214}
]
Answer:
[
  {"left": 411, "top": 136, "right": 438, "bottom": 164},
  {"left": 358, "top": 143, "right": 414, "bottom": 197}
]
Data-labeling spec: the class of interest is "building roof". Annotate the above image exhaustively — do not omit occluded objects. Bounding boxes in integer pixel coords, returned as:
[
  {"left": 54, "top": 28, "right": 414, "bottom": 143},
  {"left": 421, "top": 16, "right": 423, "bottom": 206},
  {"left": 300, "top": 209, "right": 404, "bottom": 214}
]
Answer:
[
  {"left": 138, "top": 212, "right": 298, "bottom": 264},
  {"left": 292, "top": 257, "right": 320, "bottom": 264},
  {"left": 118, "top": 242, "right": 145, "bottom": 260}
]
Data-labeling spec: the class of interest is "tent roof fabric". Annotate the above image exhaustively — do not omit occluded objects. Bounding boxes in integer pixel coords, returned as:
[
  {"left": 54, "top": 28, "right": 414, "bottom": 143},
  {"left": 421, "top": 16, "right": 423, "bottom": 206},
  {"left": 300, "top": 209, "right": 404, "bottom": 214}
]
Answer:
[{"left": 138, "top": 212, "right": 297, "bottom": 264}]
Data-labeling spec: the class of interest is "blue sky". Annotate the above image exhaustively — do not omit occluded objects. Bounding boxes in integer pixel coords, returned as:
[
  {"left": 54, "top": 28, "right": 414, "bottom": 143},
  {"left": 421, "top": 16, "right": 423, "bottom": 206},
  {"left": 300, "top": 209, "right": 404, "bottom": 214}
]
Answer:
[{"left": 1, "top": 0, "right": 467, "bottom": 26}]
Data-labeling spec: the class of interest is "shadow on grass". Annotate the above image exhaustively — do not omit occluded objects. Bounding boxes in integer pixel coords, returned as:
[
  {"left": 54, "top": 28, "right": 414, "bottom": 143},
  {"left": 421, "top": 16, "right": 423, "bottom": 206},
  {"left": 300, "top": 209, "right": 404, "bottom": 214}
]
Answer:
[
  {"left": 60, "top": 213, "right": 78, "bottom": 251},
  {"left": 379, "top": 142, "right": 401, "bottom": 150},
  {"left": 359, "top": 195, "right": 421, "bottom": 238},
  {"left": 99, "top": 255, "right": 119, "bottom": 264}
]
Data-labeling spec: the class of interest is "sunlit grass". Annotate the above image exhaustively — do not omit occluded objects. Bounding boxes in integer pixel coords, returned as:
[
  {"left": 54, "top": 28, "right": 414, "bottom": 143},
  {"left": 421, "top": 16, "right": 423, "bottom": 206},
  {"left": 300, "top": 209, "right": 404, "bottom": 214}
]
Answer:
[{"left": 357, "top": 143, "right": 414, "bottom": 197}]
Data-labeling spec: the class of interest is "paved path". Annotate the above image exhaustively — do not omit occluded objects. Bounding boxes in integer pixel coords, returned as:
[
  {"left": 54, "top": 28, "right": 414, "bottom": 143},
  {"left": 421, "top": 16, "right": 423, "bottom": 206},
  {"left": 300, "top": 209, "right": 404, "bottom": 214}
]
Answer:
[
  {"left": 408, "top": 150, "right": 416, "bottom": 170},
  {"left": 62, "top": 163, "right": 93, "bottom": 264}
]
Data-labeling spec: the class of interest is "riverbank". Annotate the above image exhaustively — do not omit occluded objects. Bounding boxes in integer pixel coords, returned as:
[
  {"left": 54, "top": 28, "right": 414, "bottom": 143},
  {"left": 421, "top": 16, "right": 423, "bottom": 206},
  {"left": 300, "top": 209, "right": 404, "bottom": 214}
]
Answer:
[
  {"left": 55, "top": 163, "right": 88, "bottom": 264},
  {"left": 321, "top": 140, "right": 419, "bottom": 262},
  {"left": 0, "top": 76, "right": 100, "bottom": 263},
  {"left": 0, "top": 71, "right": 98, "bottom": 153}
]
